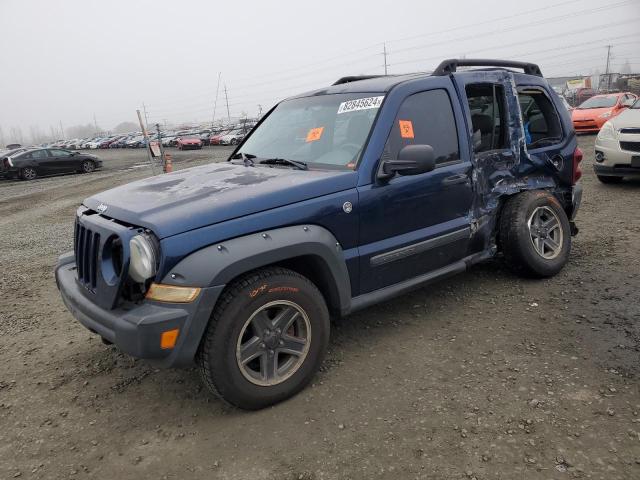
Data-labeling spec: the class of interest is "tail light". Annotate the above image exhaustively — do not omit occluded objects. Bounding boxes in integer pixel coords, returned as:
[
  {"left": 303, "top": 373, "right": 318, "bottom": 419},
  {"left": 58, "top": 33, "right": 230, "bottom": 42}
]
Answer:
[{"left": 572, "top": 147, "right": 583, "bottom": 184}]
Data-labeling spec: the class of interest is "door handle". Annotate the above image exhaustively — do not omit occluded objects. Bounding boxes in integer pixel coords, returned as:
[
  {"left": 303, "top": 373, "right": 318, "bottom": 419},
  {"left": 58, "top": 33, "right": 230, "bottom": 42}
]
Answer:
[{"left": 442, "top": 174, "right": 468, "bottom": 186}]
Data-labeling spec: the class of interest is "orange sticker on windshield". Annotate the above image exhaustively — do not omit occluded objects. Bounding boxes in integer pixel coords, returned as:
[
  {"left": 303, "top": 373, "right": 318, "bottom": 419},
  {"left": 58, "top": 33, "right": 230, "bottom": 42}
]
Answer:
[
  {"left": 306, "top": 127, "right": 324, "bottom": 142},
  {"left": 399, "top": 120, "right": 414, "bottom": 139}
]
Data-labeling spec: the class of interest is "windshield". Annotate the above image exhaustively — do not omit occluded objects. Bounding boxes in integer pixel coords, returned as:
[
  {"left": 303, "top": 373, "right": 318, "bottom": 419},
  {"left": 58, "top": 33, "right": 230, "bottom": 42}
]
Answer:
[
  {"left": 236, "top": 93, "right": 384, "bottom": 169},
  {"left": 577, "top": 96, "right": 618, "bottom": 109},
  {"left": 631, "top": 98, "right": 640, "bottom": 109}
]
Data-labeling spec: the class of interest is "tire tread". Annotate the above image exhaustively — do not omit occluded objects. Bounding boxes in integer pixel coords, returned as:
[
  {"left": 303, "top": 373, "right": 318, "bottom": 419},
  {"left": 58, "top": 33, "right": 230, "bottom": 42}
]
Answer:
[{"left": 197, "top": 266, "right": 321, "bottom": 407}]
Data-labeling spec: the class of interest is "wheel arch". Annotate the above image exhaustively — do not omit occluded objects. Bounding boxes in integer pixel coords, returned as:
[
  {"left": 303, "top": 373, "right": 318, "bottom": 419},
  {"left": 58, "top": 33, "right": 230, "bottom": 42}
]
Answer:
[{"left": 160, "top": 225, "right": 352, "bottom": 315}]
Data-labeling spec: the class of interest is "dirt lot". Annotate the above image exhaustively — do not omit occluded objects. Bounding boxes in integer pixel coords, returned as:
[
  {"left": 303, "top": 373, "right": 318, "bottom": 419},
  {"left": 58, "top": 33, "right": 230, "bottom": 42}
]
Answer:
[{"left": 1, "top": 138, "right": 639, "bottom": 480}]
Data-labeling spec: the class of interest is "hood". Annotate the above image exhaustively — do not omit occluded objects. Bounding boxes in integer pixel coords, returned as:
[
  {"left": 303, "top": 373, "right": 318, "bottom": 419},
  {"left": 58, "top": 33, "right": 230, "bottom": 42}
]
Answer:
[
  {"left": 572, "top": 107, "right": 612, "bottom": 119},
  {"left": 84, "top": 162, "right": 357, "bottom": 238},
  {"left": 609, "top": 108, "right": 640, "bottom": 129}
]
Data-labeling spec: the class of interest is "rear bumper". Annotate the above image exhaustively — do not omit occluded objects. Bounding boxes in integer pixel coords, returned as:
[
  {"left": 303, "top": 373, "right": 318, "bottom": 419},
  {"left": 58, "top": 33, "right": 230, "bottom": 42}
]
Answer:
[
  {"left": 593, "top": 164, "right": 640, "bottom": 178},
  {"left": 55, "top": 252, "right": 223, "bottom": 367}
]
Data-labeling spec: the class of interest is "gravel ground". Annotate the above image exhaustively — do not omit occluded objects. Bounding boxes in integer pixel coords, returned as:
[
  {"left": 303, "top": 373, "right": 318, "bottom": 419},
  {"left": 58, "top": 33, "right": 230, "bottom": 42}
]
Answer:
[{"left": 0, "top": 137, "right": 639, "bottom": 480}]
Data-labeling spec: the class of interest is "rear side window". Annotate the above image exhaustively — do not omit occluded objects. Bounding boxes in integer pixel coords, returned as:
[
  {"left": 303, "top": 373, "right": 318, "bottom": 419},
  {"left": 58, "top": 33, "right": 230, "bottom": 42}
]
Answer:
[
  {"left": 24, "top": 150, "right": 48, "bottom": 159},
  {"left": 49, "top": 149, "right": 72, "bottom": 157},
  {"left": 383, "top": 89, "right": 459, "bottom": 165},
  {"left": 465, "top": 83, "right": 508, "bottom": 153},
  {"left": 518, "top": 89, "right": 562, "bottom": 148}
]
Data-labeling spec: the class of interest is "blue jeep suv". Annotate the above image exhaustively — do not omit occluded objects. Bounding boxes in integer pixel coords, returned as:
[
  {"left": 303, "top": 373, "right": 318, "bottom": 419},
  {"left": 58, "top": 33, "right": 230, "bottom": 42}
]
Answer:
[{"left": 56, "top": 59, "right": 583, "bottom": 409}]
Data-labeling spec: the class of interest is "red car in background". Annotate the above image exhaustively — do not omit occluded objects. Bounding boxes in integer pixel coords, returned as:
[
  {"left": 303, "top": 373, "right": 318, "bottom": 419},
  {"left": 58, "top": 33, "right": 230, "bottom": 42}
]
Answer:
[
  {"left": 208, "top": 133, "right": 224, "bottom": 145},
  {"left": 176, "top": 136, "right": 203, "bottom": 150},
  {"left": 571, "top": 92, "right": 638, "bottom": 133}
]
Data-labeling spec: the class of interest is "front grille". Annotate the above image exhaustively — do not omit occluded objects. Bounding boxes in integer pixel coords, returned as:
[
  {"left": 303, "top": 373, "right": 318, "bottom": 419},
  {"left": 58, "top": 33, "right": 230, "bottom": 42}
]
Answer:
[
  {"left": 620, "top": 141, "right": 640, "bottom": 152},
  {"left": 620, "top": 128, "right": 640, "bottom": 134},
  {"left": 74, "top": 221, "right": 101, "bottom": 291}
]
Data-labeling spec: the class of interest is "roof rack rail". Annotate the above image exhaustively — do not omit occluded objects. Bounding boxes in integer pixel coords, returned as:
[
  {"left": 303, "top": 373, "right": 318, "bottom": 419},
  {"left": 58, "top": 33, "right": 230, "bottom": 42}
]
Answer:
[
  {"left": 332, "top": 75, "right": 384, "bottom": 85},
  {"left": 432, "top": 59, "right": 543, "bottom": 77}
]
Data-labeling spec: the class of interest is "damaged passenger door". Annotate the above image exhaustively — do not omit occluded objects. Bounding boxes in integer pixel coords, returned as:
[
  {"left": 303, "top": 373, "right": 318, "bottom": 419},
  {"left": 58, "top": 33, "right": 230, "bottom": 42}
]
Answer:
[{"left": 453, "top": 72, "right": 524, "bottom": 252}]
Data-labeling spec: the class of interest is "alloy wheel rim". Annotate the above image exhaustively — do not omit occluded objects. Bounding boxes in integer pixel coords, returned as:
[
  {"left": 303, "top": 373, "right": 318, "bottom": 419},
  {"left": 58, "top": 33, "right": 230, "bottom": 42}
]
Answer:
[
  {"left": 83, "top": 161, "right": 93, "bottom": 172},
  {"left": 527, "top": 206, "right": 563, "bottom": 260},
  {"left": 23, "top": 168, "right": 36, "bottom": 179},
  {"left": 236, "top": 300, "right": 311, "bottom": 387}
]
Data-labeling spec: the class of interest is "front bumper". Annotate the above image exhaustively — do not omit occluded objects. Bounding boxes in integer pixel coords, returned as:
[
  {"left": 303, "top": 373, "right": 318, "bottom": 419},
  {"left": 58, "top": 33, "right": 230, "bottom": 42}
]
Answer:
[
  {"left": 55, "top": 252, "right": 223, "bottom": 367},
  {"left": 594, "top": 132, "right": 640, "bottom": 176},
  {"left": 594, "top": 164, "right": 640, "bottom": 178}
]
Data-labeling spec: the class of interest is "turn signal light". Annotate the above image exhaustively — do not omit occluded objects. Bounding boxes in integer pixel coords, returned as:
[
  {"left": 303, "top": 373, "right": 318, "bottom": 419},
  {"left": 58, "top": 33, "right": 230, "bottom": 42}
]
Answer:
[
  {"left": 160, "top": 328, "right": 179, "bottom": 349},
  {"left": 145, "top": 283, "right": 201, "bottom": 303}
]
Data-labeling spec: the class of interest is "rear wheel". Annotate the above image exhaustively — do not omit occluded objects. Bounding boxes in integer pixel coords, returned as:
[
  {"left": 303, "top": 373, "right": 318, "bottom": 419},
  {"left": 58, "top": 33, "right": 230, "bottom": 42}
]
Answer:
[
  {"left": 19, "top": 167, "right": 37, "bottom": 181},
  {"left": 197, "top": 267, "right": 330, "bottom": 410},
  {"left": 597, "top": 175, "right": 623, "bottom": 184},
  {"left": 499, "top": 190, "right": 571, "bottom": 278},
  {"left": 81, "top": 160, "right": 95, "bottom": 173}
]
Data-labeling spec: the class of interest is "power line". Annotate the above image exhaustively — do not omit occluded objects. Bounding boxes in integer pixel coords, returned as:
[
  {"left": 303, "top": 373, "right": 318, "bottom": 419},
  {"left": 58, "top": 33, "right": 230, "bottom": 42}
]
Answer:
[
  {"left": 390, "top": 19, "right": 640, "bottom": 69},
  {"left": 145, "top": 0, "right": 630, "bottom": 109},
  {"left": 389, "top": 0, "right": 635, "bottom": 59}
]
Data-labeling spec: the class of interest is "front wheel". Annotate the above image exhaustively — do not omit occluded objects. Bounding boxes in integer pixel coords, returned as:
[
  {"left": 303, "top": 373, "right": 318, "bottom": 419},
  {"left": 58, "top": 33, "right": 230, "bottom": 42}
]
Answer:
[
  {"left": 197, "top": 267, "right": 330, "bottom": 410},
  {"left": 499, "top": 190, "right": 571, "bottom": 278}
]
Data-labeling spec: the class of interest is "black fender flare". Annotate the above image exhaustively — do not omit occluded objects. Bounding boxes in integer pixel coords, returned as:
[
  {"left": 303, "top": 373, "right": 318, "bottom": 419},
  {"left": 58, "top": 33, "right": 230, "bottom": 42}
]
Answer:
[{"left": 160, "top": 225, "right": 352, "bottom": 314}]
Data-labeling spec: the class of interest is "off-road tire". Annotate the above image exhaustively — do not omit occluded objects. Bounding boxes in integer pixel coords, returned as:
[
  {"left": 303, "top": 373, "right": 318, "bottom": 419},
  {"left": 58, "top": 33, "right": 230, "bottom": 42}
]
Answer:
[
  {"left": 499, "top": 190, "right": 571, "bottom": 278},
  {"left": 197, "top": 267, "right": 330, "bottom": 410},
  {"left": 597, "top": 175, "right": 623, "bottom": 184}
]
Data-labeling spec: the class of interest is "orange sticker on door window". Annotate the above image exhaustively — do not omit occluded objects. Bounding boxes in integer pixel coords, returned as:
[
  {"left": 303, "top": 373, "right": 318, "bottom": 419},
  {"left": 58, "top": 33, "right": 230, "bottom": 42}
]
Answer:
[
  {"left": 399, "top": 120, "right": 414, "bottom": 139},
  {"left": 306, "top": 127, "right": 324, "bottom": 142}
]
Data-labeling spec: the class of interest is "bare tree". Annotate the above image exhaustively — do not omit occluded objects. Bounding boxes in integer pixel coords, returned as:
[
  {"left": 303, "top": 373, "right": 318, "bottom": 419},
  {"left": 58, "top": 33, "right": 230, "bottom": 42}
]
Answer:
[
  {"left": 8, "top": 126, "right": 24, "bottom": 145},
  {"left": 113, "top": 121, "right": 138, "bottom": 133},
  {"left": 66, "top": 124, "right": 98, "bottom": 139}
]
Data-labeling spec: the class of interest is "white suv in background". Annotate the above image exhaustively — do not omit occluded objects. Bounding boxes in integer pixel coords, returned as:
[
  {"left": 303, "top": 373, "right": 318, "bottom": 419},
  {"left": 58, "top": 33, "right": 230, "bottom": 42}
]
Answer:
[{"left": 594, "top": 98, "right": 640, "bottom": 184}]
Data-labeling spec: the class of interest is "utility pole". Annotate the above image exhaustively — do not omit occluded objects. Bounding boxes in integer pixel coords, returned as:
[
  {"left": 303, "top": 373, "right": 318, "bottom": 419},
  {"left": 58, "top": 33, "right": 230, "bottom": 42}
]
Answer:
[
  {"left": 224, "top": 84, "right": 230, "bottom": 122},
  {"left": 212, "top": 72, "right": 222, "bottom": 126},
  {"left": 136, "top": 109, "right": 156, "bottom": 175},
  {"left": 383, "top": 43, "right": 389, "bottom": 75},
  {"left": 93, "top": 113, "right": 98, "bottom": 134},
  {"left": 59, "top": 120, "right": 65, "bottom": 139},
  {"left": 142, "top": 102, "right": 150, "bottom": 129},
  {"left": 604, "top": 45, "right": 612, "bottom": 92},
  {"left": 257, "top": 104, "right": 263, "bottom": 117}
]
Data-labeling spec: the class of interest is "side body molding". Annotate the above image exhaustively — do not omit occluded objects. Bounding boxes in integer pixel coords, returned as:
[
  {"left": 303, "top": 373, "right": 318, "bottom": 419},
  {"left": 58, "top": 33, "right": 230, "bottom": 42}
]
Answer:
[{"left": 161, "top": 225, "right": 352, "bottom": 314}]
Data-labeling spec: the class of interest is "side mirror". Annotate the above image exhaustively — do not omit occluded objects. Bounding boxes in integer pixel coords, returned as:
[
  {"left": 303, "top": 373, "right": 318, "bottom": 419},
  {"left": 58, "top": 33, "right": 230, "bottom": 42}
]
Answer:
[{"left": 378, "top": 144, "right": 436, "bottom": 180}]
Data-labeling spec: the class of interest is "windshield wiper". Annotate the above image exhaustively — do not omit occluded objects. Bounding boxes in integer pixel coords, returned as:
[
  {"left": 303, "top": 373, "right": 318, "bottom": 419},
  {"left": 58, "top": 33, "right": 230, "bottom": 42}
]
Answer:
[
  {"left": 230, "top": 152, "right": 256, "bottom": 166},
  {"left": 259, "top": 158, "right": 308, "bottom": 170}
]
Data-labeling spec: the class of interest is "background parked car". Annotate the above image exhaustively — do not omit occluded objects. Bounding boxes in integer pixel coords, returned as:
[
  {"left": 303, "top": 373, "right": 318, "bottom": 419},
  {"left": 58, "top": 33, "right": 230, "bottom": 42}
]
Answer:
[
  {"left": 219, "top": 130, "right": 245, "bottom": 145},
  {"left": 571, "top": 92, "right": 638, "bottom": 133},
  {"left": 594, "top": 97, "right": 640, "bottom": 183},
  {"left": 1, "top": 148, "right": 102, "bottom": 180},
  {"left": 176, "top": 136, "right": 203, "bottom": 150}
]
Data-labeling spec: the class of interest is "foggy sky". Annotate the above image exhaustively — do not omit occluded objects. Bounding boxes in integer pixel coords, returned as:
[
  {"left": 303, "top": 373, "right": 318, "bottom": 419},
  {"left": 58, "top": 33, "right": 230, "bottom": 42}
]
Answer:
[{"left": 1, "top": 0, "right": 639, "bottom": 137}]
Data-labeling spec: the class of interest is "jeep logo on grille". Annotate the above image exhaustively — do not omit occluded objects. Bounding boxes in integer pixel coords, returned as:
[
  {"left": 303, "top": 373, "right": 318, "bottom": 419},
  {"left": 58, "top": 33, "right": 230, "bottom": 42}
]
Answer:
[{"left": 96, "top": 203, "right": 108, "bottom": 214}]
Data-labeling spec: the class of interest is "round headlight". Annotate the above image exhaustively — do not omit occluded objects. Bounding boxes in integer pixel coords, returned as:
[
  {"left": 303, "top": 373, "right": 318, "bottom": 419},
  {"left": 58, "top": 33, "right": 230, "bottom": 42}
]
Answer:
[{"left": 129, "top": 234, "right": 157, "bottom": 283}]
